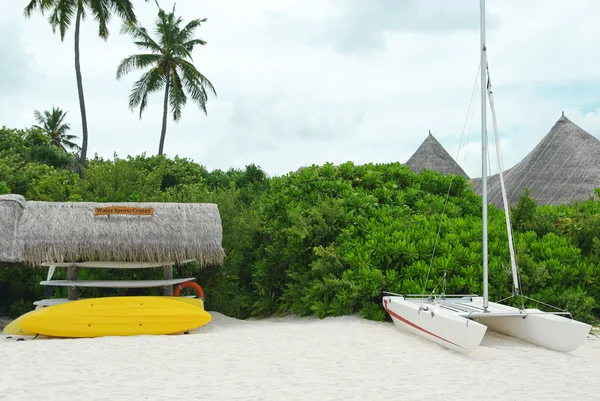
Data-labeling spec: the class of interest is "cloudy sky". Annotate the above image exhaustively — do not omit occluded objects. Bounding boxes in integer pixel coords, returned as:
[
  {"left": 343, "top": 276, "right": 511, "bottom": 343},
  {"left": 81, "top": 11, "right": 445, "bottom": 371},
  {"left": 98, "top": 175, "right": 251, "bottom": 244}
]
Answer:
[{"left": 1, "top": 0, "right": 599, "bottom": 178}]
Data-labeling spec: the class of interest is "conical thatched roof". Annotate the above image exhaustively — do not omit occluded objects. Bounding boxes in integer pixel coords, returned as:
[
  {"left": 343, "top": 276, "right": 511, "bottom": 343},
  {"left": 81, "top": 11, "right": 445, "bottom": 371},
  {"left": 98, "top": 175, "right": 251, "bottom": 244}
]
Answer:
[
  {"left": 0, "top": 196, "right": 224, "bottom": 267},
  {"left": 405, "top": 131, "right": 470, "bottom": 179},
  {"left": 472, "top": 115, "right": 600, "bottom": 206}
]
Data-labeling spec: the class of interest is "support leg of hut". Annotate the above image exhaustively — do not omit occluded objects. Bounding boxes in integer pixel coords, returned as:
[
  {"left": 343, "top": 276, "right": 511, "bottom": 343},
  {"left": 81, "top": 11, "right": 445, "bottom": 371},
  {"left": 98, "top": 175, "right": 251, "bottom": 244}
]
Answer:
[
  {"left": 163, "top": 265, "right": 173, "bottom": 296},
  {"left": 67, "top": 267, "right": 78, "bottom": 300}
]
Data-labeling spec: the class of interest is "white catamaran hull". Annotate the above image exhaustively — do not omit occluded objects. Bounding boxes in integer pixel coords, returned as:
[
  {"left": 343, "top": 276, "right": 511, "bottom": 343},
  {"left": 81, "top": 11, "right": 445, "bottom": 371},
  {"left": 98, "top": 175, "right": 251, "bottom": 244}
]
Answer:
[
  {"left": 382, "top": 296, "right": 487, "bottom": 353},
  {"left": 469, "top": 297, "right": 592, "bottom": 352},
  {"left": 384, "top": 295, "right": 591, "bottom": 353}
]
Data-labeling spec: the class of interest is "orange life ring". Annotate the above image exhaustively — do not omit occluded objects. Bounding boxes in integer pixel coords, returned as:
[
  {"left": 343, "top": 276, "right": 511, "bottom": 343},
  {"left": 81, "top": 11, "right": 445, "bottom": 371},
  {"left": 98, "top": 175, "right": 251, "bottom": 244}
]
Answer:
[{"left": 174, "top": 281, "right": 205, "bottom": 299}]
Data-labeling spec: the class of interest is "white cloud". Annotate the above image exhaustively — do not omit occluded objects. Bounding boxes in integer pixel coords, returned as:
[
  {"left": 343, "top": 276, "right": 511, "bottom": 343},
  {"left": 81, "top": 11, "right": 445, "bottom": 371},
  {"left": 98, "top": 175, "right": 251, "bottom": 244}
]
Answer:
[{"left": 0, "top": 0, "right": 599, "bottom": 178}]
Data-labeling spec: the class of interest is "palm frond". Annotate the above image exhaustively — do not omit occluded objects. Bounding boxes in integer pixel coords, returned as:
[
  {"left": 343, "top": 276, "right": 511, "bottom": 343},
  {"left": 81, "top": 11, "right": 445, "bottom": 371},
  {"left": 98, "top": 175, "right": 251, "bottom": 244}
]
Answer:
[
  {"left": 24, "top": 0, "right": 56, "bottom": 17},
  {"left": 48, "top": 0, "right": 77, "bottom": 40},
  {"left": 33, "top": 110, "right": 45, "bottom": 125},
  {"left": 177, "top": 61, "right": 215, "bottom": 115},
  {"left": 56, "top": 122, "right": 72, "bottom": 136},
  {"left": 116, "top": 53, "right": 162, "bottom": 78},
  {"left": 175, "top": 18, "right": 206, "bottom": 44},
  {"left": 87, "top": 0, "right": 109, "bottom": 38},
  {"left": 137, "top": 68, "right": 167, "bottom": 118},
  {"left": 155, "top": 6, "right": 181, "bottom": 49},
  {"left": 182, "top": 38, "right": 207, "bottom": 51},
  {"left": 179, "top": 59, "right": 217, "bottom": 96},
  {"left": 168, "top": 69, "right": 187, "bottom": 121},
  {"left": 106, "top": 0, "right": 138, "bottom": 24},
  {"left": 121, "top": 23, "right": 163, "bottom": 53},
  {"left": 53, "top": 107, "right": 68, "bottom": 126},
  {"left": 170, "top": 43, "right": 193, "bottom": 59},
  {"left": 129, "top": 67, "right": 166, "bottom": 118}
]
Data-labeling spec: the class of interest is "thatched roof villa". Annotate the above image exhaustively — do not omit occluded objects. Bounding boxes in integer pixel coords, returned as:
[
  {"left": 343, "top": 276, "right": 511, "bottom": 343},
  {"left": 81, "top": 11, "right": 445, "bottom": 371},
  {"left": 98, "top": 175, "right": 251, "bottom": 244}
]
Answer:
[
  {"left": 470, "top": 115, "right": 600, "bottom": 206},
  {"left": 405, "top": 131, "right": 470, "bottom": 179},
  {"left": 0, "top": 195, "right": 224, "bottom": 267},
  {"left": 403, "top": 115, "right": 600, "bottom": 207}
]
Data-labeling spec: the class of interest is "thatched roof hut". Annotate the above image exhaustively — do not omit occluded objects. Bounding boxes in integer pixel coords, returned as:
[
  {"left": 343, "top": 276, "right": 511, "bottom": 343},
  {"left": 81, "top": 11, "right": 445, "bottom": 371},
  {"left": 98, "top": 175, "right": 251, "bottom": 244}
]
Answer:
[
  {"left": 471, "top": 115, "right": 600, "bottom": 206},
  {"left": 405, "top": 131, "right": 470, "bottom": 179},
  {"left": 0, "top": 195, "right": 26, "bottom": 263},
  {"left": 0, "top": 196, "right": 224, "bottom": 267}
]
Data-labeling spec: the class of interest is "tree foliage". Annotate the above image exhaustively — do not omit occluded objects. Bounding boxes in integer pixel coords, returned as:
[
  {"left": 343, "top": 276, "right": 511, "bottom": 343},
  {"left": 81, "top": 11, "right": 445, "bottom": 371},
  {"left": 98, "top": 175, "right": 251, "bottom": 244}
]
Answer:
[
  {"left": 33, "top": 106, "right": 80, "bottom": 152},
  {"left": 116, "top": 4, "right": 216, "bottom": 156}
]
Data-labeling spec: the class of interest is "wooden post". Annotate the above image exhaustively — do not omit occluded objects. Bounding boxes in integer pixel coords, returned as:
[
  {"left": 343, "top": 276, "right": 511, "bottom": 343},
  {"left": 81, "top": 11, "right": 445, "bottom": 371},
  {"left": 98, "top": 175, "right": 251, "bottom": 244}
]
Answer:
[
  {"left": 163, "top": 265, "right": 173, "bottom": 296},
  {"left": 67, "top": 266, "right": 78, "bottom": 300}
]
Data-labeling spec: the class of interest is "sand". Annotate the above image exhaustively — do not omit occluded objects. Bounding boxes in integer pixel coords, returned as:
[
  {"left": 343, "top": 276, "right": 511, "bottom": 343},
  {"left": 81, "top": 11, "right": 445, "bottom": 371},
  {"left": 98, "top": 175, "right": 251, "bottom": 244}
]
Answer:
[{"left": 0, "top": 313, "right": 598, "bottom": 401}]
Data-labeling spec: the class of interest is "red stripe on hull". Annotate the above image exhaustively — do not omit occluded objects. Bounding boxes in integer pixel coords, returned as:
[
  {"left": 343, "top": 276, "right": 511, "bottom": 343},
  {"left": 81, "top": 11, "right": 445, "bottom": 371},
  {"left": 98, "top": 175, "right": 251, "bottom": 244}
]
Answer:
[{"left": 384, "top": 299, "right": 465, "bottom": 349}]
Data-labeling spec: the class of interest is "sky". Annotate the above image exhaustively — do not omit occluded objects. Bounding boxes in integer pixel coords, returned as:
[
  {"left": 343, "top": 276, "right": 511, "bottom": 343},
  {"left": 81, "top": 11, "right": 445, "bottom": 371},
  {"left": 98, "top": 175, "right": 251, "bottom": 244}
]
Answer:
[{"left": 1, "top": 0, "right": 599, "bottom": 178}]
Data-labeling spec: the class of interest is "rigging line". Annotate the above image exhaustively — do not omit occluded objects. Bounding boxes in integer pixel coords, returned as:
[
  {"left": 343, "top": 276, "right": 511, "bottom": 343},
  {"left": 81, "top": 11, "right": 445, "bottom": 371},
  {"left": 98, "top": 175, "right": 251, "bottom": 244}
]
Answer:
[
  {"left": 494, "top": 294, "right": 516, "bottom": 304},
  {"left": 420, "top": 61, "right": 481, "bottom": 297},
  {"left": 460, "top": 63, "right": 479, "bottom": 170},
  {"left": 521, "top": 295, "right": 569, "bottom": 314},
  {"left": 544, "top": 138, "right": 600, "bottom": 204},
  {"left": 429, "top": 271, "right": 447, "bottom": 296}
]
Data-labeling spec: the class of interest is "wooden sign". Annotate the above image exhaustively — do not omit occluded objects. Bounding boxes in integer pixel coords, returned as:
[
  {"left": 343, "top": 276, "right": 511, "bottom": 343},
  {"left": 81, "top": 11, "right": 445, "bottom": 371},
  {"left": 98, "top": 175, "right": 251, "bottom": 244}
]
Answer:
[{"left": 94, "top": 206, "right": 154, "bottom": 216}]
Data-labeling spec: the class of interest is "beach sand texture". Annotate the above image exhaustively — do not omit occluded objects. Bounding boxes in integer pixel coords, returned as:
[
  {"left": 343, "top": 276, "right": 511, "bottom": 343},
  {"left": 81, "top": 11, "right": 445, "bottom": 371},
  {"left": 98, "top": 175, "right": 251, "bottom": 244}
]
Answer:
[{"left": 0, "top": 312, "right": 598, "bottom": 401}]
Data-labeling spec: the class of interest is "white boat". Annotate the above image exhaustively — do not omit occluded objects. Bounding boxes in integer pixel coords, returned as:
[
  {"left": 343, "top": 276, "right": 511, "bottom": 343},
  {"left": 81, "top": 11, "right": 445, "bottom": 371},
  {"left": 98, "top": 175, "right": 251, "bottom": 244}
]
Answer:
[{"left": 383, "top": 0, "right": 592, "bottom": 353}]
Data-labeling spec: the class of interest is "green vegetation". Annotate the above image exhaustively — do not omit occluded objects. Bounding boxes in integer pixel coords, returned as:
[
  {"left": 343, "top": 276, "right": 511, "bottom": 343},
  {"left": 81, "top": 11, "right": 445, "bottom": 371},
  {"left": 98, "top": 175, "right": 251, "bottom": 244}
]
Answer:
[{"left": 1, "top": 126, "right": 598, "bottom": 325}]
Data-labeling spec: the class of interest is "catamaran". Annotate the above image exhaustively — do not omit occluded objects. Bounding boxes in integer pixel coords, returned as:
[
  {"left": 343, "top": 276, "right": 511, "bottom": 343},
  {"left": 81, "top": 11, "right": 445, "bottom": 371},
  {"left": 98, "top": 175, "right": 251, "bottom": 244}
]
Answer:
[{"left": 382, "top": 0, "right": 592, "bottom": 353}]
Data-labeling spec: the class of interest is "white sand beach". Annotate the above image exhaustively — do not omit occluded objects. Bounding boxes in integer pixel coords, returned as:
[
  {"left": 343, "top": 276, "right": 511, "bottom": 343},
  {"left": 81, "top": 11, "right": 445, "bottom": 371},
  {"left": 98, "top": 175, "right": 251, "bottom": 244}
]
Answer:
[{"left": 0, "top": 313, "right": 598, "bottom": 401}]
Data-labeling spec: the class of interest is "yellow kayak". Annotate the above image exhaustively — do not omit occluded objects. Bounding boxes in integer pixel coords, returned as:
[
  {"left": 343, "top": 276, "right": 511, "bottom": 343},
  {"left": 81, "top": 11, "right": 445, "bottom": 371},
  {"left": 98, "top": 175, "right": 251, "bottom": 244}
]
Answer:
[
  {"left": 16, "top": 296, "right": 211, "bottom": 338},
  {"left": 3, "top": 310, "right": 38, "bottom": 336}
]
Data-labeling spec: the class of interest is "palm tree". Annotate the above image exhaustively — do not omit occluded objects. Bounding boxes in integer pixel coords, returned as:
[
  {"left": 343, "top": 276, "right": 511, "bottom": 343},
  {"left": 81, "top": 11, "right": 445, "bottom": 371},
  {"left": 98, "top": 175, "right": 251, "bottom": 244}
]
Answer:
[
  {"left": 33, "top": 107, "right": 80, "bottom": 152},
  {"left": 116, "top": 4, "right": 216, "bottom": 156},
  {"left": 24, "top": 0, "right": 147, "bottom": 171}
]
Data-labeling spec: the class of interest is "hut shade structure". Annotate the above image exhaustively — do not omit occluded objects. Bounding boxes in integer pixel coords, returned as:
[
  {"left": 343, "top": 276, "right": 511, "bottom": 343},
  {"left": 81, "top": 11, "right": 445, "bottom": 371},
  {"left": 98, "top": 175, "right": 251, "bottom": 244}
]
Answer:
[
  {"left": 1, "top": 199, "right": 224, "bottom": 267},
  {"left": 405, "top": 132, "right": 470, "bottom": 179},
  {"left": 472, "top": 115, "right": 600, "bottom": 207},
  {"left": 0, "top": 195, "right": 26, "bottom": 263}
]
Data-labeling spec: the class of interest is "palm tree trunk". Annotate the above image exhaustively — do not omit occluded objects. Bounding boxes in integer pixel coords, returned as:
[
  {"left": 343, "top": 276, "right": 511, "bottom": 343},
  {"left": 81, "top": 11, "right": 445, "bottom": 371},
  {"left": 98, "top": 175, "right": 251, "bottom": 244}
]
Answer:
[
  {"left": 158, "top": 71, "right": 170, "bottom": 156},
  {"left": 74, "top": 3, "right": 89, "bottom": 176}
]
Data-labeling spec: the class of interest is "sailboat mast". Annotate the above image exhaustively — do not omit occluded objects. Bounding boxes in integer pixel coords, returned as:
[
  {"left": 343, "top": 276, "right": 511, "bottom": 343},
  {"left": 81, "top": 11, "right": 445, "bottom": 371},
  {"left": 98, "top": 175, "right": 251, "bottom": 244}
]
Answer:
[{"left": 480, "top": 0, "right": 489, "bottom": 312}]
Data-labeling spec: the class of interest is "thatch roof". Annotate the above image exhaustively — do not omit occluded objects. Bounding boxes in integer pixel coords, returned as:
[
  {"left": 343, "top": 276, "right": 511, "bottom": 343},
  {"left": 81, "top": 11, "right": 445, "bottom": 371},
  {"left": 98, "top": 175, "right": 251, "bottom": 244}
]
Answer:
[
  {"left": 405, "top": 131, "right": 470, "bottom": 179},
  {"left": 471, "top": 115, "right": 600, "bottom": 206},
  {"left": 0, "top": 195, "right": 26, "bottom": 263},
  {"left": 0, "top": 196, "right": 224, "bottom": 267}
]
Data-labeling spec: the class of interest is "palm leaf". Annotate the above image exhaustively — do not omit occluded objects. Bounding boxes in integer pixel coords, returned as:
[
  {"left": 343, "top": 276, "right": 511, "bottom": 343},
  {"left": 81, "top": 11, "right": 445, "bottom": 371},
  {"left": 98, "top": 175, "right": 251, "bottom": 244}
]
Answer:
[
  {"left": 168, "top": 69, "right": 187, "bottom": 121},
  {"left": 47, "top": 0, "right": 76, "bottom": 40},
  {"left": 33, "top": 110, "right": 45, "bottom": 126},
  {"left": 24, "top": 0, "right": 57, "bottom": 17},
  {"left": 129, "top": 67, "right": 166, "bottom": 117},
  {"left": 175, "top": 18, "right": 206, "bottom": 44},
  {"left": 179, "top": 59, "right": 216, "bottom": 96},
  {"left": 121, "top": 23, "right": 163, "bottom": 53},
  {"left": 116, "top": 53, "right": 162, "bottom": 78}
]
